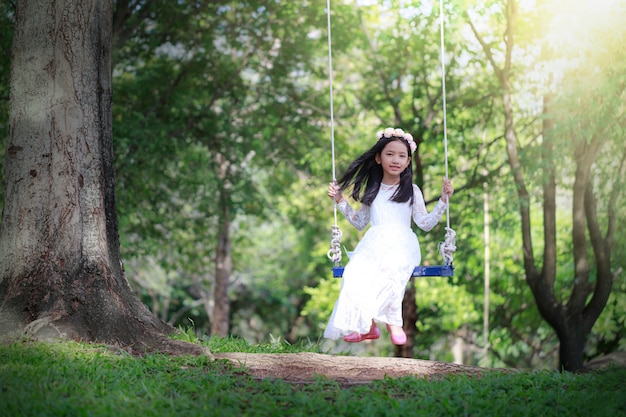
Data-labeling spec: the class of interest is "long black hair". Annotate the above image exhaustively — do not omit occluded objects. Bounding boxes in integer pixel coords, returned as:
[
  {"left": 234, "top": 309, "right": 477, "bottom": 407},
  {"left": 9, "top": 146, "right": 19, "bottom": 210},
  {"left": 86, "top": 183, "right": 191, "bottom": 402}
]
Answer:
[{"left": 337, "top": 136, "right": 414, "bottom": 205}]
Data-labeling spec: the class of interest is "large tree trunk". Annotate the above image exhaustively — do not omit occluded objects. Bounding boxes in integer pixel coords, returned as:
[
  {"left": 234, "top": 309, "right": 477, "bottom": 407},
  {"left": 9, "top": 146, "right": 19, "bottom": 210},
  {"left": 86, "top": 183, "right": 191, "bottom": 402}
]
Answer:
[{"left": 0, "top": 0, "right": 203, "bottom": 355}]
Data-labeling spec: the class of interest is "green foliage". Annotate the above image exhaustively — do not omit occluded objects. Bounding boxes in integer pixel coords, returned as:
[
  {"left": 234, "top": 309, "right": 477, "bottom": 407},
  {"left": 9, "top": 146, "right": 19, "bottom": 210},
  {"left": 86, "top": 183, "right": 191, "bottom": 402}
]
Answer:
[
  {"left": 1, "top": 341, "right": 625, "bottom": 417},
  {"left": 302, "top": 275, "right": 341, "bottom": 329},
  {"left": 173, "top": 325, "right": 327, "bottom": 354},
  {"left": 589, "top": 272, "right": 626, "bottom": 354},
  {"left": 111, "top": 0, "right": 338, "bottom": 336},
  {"left": 415, "top": 277, "right": 481, "bottom": 331}
]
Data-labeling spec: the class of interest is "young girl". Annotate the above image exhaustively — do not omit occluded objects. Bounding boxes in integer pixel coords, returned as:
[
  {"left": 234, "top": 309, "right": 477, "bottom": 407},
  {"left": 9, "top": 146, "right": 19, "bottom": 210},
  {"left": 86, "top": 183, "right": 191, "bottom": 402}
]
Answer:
[{"left": 325, "top": 127, "right": 454, "bottom": 345}]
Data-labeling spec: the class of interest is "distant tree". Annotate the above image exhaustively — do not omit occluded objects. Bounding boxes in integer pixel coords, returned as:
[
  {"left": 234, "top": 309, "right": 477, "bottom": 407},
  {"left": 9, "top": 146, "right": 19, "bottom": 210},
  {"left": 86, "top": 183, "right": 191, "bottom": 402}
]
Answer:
[{"left": 467, "top": 0, "right": 625, "bottom": 371}]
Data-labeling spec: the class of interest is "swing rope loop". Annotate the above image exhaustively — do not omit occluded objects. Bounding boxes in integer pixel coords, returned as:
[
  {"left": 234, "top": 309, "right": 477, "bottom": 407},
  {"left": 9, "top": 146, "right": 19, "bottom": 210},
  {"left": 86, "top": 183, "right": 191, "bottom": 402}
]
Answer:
[
  {"left": 439, "top": 227, "right": 457, "bottom": 266},
  {"left": 326, "top": 224, "right": 343, "bottom": 264}
]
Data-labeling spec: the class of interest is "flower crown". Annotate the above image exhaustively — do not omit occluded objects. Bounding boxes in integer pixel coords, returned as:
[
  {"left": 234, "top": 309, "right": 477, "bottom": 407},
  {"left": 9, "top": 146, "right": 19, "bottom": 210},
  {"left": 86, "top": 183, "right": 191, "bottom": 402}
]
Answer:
[{"left": 376, "top": 127, "right": 417, "bottom": 153}]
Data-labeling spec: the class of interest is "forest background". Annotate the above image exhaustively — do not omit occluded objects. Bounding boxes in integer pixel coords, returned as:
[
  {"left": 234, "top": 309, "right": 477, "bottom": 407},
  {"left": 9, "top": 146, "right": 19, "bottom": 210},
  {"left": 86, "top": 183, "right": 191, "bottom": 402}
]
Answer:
[{"left": 0, "top": 0, "right": 624, "bottom": 371}]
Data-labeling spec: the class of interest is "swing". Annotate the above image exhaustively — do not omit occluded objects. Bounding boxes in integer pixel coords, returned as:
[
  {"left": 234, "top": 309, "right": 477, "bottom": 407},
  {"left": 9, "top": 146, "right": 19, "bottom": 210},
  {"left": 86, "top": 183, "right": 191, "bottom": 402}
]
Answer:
[
  {"left": 325, "top": 0, "right": 456, "bottom": 278},
  {"left": 332, "top": 264, "right": 454, "bottom": 278}
]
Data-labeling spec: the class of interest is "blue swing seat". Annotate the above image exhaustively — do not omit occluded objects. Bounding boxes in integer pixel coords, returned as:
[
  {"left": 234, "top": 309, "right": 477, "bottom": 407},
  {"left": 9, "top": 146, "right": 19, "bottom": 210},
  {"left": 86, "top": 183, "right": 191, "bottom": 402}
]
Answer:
[{"left": 332, "top": 263, "right": 454, "bottom": 278}]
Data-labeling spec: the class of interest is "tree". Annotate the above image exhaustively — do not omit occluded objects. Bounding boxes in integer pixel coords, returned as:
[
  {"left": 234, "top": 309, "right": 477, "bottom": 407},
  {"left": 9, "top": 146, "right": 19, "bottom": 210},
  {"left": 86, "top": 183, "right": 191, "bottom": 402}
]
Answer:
[
  {"left": 0, "top": 0, "right": 202, "bottom": 355},
  {"left": 467, "top": 0, "right": 625, "bottom": 371}
]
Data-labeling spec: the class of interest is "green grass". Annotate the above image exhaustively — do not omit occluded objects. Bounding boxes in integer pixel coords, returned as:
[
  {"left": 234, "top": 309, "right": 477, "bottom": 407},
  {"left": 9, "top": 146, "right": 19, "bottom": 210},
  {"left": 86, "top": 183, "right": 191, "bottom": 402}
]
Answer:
[{"left": 1, "top": 335, "right": 624, "bottom": 417}]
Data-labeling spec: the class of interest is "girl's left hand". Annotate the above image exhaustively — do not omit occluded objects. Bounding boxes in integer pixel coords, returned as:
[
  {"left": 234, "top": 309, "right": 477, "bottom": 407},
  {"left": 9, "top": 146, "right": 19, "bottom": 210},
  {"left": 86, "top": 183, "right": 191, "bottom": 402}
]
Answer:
[
  {"left": 441, "top": 178, "right": 454, "bottom": 203},
  {"left": 328, "top": 181, "right": 344, "bottom": 203}
]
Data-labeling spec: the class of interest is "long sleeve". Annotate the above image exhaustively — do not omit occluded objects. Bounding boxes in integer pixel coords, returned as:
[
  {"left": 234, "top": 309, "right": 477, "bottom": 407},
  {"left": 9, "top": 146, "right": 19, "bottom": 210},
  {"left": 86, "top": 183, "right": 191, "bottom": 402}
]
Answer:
[
  {"left": 337, "top": 200, "right": 370, "bottom": 231},
  {"left": 411, "top": 184, "right": 448, "bottom": 232}
]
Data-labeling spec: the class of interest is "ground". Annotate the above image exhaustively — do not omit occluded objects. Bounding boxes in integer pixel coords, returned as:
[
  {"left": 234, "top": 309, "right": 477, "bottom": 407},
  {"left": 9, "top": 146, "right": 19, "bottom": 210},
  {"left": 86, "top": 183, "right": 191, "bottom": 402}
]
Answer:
[
  {"left": 213, "top": 352, "right": 500, "bottom": 385},
  {"left": 213, "top": 351, "right": 626, "bottom": 385}
]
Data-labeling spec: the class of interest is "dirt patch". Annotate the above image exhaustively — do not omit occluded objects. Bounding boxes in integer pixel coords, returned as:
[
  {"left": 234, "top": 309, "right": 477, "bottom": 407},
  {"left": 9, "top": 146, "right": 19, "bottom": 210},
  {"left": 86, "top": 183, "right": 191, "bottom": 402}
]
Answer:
[{"left": 214, "top": 352, "right": 502, "bottom": 385}]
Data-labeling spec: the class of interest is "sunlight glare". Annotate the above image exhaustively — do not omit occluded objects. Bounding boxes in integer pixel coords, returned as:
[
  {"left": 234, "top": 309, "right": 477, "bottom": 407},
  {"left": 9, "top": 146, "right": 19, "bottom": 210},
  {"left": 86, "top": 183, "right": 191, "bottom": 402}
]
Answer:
[{"left": 546, "top": 0, "right": 625, "bottom": 49}]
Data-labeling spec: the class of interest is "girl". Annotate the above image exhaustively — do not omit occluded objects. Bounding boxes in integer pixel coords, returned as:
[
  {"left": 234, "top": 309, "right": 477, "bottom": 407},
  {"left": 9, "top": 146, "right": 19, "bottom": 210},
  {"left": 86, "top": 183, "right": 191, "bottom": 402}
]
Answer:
[{"left": 325, "top": 127, "right": 454, "bottom": 345}]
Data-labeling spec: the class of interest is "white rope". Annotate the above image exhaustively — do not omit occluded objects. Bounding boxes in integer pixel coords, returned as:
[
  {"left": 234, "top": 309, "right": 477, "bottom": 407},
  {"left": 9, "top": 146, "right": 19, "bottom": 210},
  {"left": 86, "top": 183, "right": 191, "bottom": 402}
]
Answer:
[
  {"left": 327, "top": 225, "right": 343, "bottom": 264},
  {"left": 438, "top": 0, "right": 456, "bottom": 265},
  {"left": 326, "top": 0, "right": 342, "bottom": 265},
  {"left": 439, "top": 227, "right": 456, "bottom": 266}
]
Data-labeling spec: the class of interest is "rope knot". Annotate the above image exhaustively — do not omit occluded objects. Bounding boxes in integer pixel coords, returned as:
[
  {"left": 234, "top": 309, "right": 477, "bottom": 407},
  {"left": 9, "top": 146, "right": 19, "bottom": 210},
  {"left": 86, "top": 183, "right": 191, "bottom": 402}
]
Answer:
[
  {"left": 326, "top": 224, "right": 343, "bottom": 265},
  {"left": 438, "top": 227, "right": 457, "bottom": 266}
]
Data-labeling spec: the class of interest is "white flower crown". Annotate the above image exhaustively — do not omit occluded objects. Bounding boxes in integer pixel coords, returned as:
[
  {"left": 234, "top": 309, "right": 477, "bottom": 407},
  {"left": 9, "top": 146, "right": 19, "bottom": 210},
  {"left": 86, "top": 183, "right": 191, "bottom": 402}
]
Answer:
[{"left": 376, "top": 127, "right": 417, "bottom": 153}]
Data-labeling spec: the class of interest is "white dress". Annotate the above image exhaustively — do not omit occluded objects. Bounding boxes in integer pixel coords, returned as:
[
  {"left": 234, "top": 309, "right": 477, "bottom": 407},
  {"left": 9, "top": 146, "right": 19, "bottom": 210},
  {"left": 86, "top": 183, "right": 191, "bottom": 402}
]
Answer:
[{"left": 324, "top": 183, "right": 448, "bottom": 339}]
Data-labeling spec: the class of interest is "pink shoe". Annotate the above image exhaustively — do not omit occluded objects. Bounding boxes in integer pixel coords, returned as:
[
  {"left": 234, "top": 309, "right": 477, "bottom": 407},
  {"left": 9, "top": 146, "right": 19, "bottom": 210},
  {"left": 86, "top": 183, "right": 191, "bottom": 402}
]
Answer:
[
  {"left": 343, "top": 324, "right": 380, "bottom": 343},
  {"left": 386, "top": 324, "right": 407, "bottom": 345}
]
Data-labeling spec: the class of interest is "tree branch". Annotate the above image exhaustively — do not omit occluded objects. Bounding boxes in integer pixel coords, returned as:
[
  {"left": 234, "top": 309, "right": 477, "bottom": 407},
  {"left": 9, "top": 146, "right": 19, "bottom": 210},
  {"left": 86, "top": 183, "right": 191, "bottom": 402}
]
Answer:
[{"left": 569, "top": 136, "right": 603, "bottom": 312}]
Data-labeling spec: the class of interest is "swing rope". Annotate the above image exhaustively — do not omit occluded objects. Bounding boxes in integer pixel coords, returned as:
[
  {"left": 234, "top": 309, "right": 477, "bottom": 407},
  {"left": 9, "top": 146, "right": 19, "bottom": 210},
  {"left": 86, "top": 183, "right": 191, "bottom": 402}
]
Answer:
[
  {"left": 437, "top": 0, "right": 457, "bottom": 266},
  {"left": 326, "top": 0, "right": 342, "bottom": 266}
]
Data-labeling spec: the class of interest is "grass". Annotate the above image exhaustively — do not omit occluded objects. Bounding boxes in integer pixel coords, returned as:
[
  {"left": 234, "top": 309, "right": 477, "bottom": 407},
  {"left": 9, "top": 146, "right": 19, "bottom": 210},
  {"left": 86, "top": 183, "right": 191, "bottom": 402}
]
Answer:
[{"left": 1, "top": 333, "right": 625, "bottom": 417}]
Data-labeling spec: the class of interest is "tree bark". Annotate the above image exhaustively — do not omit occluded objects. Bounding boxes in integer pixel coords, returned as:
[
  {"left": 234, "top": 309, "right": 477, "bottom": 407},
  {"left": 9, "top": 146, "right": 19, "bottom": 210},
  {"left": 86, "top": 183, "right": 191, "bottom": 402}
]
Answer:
[
  {"left": 212, "top": 175, "right": 232, "bottom": 337},
  {"left": 0, "top": 0, "right": 203, "bottom": 355},
  {"left": 556, "top": 316, "right": 589, "bottom": 371},
  {"left": 397, "top": 277, "right": 417, "bottom": 358}
]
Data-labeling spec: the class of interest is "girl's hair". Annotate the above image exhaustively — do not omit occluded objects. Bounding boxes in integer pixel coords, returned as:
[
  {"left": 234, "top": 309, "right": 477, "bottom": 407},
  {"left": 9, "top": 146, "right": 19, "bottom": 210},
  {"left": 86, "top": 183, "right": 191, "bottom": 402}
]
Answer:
[{"left": 337, "top": 136, "right": 414, "bottom": 205}]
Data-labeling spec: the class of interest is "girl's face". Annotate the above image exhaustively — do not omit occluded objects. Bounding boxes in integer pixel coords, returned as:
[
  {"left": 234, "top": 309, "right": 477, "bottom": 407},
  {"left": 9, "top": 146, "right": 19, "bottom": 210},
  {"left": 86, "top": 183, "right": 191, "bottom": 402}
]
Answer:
[{"left": 375, "top": 140, "right": 411, "bottom": 183}]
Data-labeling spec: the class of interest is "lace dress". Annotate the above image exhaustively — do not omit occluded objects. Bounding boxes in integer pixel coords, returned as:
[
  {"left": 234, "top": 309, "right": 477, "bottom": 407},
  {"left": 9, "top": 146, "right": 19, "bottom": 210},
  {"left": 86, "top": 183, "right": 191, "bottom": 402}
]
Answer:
[{"left": 324, "top": 183, "right": 448, "bottom": 339}]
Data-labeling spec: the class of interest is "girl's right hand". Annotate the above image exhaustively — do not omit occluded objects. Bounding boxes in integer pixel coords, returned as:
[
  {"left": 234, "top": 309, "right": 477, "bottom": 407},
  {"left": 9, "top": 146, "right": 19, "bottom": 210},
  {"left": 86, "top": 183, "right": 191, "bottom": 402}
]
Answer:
[{"left": 328, "top": 181, "right": 344, "bottom": 203}]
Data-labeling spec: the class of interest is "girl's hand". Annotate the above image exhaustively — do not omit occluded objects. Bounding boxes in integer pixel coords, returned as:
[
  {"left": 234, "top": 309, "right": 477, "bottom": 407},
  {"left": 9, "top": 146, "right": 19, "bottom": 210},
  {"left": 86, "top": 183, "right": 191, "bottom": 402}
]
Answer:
[
  {"left": 328, "top": 181, "right": 344, "bottom": 203},
  {"left": 441, "top": 178, "right": 454, "bottom": 203}
]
